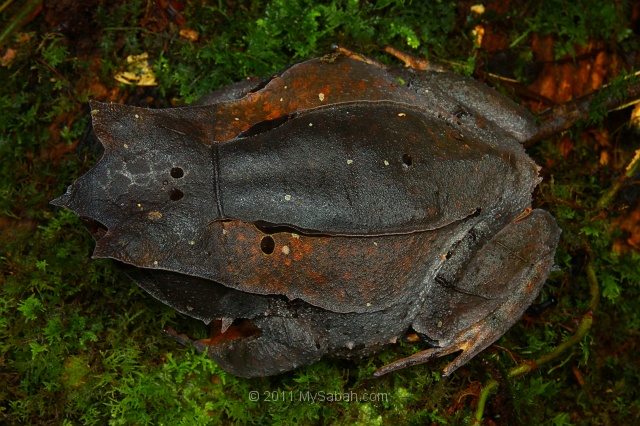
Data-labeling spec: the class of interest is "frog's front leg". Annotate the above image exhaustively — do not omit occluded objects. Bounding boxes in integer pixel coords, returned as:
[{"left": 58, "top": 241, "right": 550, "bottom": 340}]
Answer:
[
  {"left": 373, "top": 209, "right": 560, "bottom": 377},
  {"left": 166, "top": 316, "right": 328, "bottom": 378}
]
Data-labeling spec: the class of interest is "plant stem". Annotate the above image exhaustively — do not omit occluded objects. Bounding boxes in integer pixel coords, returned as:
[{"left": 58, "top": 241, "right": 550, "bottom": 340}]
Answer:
[
  {"left": 473, "top": 262, "right": 600, "bottom": 424},
  {"left": 0, "top": 0, "right": 41, "bottom": 47},
  {"left": 596, "top": 148, "right": 640, "bottom": 210}
]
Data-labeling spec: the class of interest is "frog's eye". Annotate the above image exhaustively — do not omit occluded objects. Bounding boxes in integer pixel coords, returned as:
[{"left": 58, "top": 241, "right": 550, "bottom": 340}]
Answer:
[{"left": 453, "top": 106, "right": 470, "bottom": 119}]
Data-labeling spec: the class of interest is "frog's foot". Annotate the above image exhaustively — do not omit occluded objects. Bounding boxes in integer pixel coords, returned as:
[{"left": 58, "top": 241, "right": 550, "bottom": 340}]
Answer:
[
  {"left": 372, "top": 324, "right": 495, "bottom": 378},
  {"left": 374, "top": 209, "right": 560, "bottom": 378},
  {"left": 165, "top": 317, "right": 327, "bottom": 378}
]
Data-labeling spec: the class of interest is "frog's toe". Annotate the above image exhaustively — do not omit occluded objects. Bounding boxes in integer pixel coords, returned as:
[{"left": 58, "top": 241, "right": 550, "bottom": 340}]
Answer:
[{"left": 372, "top": 324, "right": 489, "bottom": 378}]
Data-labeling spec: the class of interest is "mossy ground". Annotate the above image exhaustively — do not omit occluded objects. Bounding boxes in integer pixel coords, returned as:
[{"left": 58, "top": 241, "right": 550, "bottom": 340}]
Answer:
[{"left": 1, "top": 1, "right": 639, "bottom": 424}]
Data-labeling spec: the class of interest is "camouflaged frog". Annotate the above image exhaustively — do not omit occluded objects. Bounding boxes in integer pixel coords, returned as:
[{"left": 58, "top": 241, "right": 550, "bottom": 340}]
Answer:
[{"left": 52, "top": 48, "right": 560, "bottom": 378}]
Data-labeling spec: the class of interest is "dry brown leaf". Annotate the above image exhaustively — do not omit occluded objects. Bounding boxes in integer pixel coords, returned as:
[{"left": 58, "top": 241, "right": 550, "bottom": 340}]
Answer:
[{"left": 180, "top": 28, "right": 199, "bottom": 42}]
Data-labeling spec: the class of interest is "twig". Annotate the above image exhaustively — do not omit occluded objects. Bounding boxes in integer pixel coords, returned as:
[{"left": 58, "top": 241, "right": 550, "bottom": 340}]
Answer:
[
  {"left": 0, "top": 0, "right": 41, "bottom": 47},
  {"left": 527, "top": 72, "right": 640, "bottom": 147},
  {"left": 0, "top": 0, "right": 16, "bottom": 14},
  {"left": 35, "top": 57, "right": 71, "bottom": 87},
  {"left": 596, "top": 149, "right": 640, "bottom": 210}
]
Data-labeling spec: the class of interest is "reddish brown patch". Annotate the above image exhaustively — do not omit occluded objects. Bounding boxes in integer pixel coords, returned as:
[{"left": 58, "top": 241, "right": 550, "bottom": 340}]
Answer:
[
  {"left": 205, "top": 57, "right": 420, "bottom": 142},
  {"left": 448, "top": 381, "right": 482, "bottom": 415},
  {"left": 558, "top": 134, "right": 574, "bottom": 158},
  {"left": 480, "top": 29, "right": 508, "bottom": 52},
  {"left": 206, "top": 319, "right": 261, "bottom": 346},
  {"left": 613, "top": 203, "right": 640, "bottom": 252}
]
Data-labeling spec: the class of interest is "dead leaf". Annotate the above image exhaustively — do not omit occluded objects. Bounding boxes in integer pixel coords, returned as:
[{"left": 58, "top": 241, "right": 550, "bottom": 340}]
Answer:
[
  {"left": 113, "top": 53, "right": 158, "bottom": 86},
  {"left": 180, "top": 28, "right": 199, "bottom": 42},
  {"left": 1, "top": 48, "right": 15, "bottom": 67}
]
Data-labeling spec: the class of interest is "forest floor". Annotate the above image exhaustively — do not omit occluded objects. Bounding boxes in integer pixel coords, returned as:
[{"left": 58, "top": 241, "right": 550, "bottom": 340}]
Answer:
[{"left": 1, "top": 1, "right": 639, "bottom": 424}]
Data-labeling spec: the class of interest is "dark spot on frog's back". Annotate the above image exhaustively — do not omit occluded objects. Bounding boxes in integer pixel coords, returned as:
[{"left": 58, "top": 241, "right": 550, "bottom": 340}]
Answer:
[
  {"left": 402, "top": 153, "right": 412, "bottom": 167},
  {"left": 171, "top": 167, "right": 184, "bottom": 178},
  {"left": 260, "top": 236, "right": 275, "bottom": 254},
  {"left": 169, "top": 188, "right": 183, "bottom": 201}
]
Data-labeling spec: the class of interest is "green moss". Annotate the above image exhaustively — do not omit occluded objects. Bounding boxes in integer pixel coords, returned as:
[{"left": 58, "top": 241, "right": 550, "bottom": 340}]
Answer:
[{"left": 1, "top": 0, "right": 639, "bottom": 424}]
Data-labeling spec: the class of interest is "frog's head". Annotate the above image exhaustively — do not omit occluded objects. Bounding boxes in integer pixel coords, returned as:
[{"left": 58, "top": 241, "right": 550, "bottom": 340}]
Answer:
[{"left": 51, "top": 101, "right": 220, "bottom": 267}]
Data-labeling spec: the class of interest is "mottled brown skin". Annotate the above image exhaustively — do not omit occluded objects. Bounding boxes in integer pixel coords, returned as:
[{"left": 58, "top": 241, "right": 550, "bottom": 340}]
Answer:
[{"left": 52, "top": 50, "right": 560, "bottom": 378}]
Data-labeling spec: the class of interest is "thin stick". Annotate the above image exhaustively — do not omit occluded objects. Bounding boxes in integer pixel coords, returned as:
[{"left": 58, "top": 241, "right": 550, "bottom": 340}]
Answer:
[
  {"left": 527, "top": 72, "right": 640, "bottom": 147},
  {"left": 0, "top": 0, "right": 41, "bottom": 47}
]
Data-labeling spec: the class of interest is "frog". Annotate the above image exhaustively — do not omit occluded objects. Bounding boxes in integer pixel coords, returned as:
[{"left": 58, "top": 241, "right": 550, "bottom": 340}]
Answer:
[{"left": 51, "top": 47, "right": 560, "bottom": 378}]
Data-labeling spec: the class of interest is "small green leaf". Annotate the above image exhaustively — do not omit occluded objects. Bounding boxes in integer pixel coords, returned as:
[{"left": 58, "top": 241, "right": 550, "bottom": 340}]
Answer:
[
  {"left": 17, "top": 294, "right": 45, "bottom": 321},
  {"left": 29, "top": 342, "right": 48, "bottom": 359}
]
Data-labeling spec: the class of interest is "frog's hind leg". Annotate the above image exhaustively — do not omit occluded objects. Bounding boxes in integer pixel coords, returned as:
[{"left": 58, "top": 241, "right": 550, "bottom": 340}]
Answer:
[{"left": 373, "top": 209, "right": 560, "bottom": 378}]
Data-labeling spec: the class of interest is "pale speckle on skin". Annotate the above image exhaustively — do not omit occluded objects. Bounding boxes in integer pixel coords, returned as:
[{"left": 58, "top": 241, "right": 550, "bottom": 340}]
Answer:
[
  {"left": 281, "top": 245, "right": 290, "bottom": 255},
  {"left": 187, "top": 305, "right": 194, "bottom": 311},
  {"left": 437, "top": 320, "right": 443, "bottom": 328},
  {"left": 284, "top": 85, "right": 288, "bottom": 89},
  {"left": 134, "top": 114, "right": 139, "bottom": 119},
  {"left": 222, "top": 229, "right": 228, "bottom": 235},
  {"left": 189, "top": 240, "right": 195, "bottom": 245},
  {"left": 284, "top": 194, "right": 292, "bottom": 201},
  {"left": 147, "top": 211, "right": 163, "bottom": 220},
  {"left": 280, "top": 98, "right": 283, "bottom": 102},
  {"left": 308, "top": 123, "right": 313, "bottom": 127},
  {"left": 318, "top": 93, "right": 325, "bottom": 101},
  {"left": 124, "top": 144, "right": 129, "bottom": 149},
  {"left": 398, "top": 113, "right": 406, "bottom": 117},
  {"left": 346, "top": 159, "right": 353, "bottom": 165},
  {"left": 153, "top": 260, "right": 158, "bottom": 266},
  {"left": 291, "top": 233, "right": 300, "bottom": 239},
  {"left": 234, "top": 117, "right": 239, "bottom": 121},
  {"left": 373, "top": 241, "right": 378, "bottom": 246},
  {"left": 384, "top": 160, "right": 390, "bottom": 166},
  {"left": 366, "top": 302, "right": 372, "bottom": 307}
]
